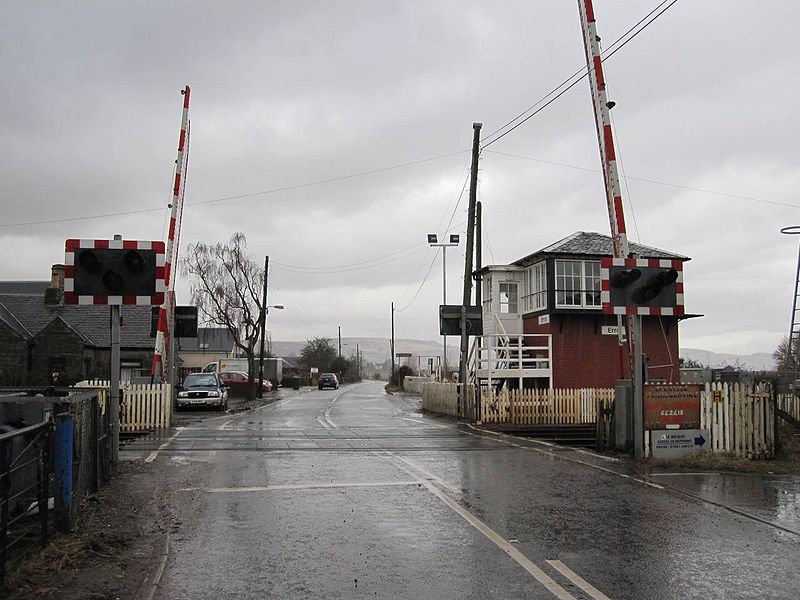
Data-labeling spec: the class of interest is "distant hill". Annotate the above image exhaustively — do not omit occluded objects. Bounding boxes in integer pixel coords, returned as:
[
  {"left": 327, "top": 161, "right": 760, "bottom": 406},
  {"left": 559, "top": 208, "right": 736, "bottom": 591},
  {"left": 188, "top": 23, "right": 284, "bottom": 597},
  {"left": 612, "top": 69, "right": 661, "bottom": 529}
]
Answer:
[
  {"left": 679, "top": 348, "right": 774, "bottom": 371},
  {"left": 273, "top": 338, "right": 776, "bottom": 373}
]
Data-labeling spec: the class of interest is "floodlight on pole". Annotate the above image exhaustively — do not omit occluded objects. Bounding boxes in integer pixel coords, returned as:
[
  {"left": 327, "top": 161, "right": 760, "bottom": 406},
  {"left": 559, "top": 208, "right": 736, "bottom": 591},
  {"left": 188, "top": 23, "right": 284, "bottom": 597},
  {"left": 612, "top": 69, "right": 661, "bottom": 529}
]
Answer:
[{"left": 428, "top": 232, "right": 461, "bottom": 381}]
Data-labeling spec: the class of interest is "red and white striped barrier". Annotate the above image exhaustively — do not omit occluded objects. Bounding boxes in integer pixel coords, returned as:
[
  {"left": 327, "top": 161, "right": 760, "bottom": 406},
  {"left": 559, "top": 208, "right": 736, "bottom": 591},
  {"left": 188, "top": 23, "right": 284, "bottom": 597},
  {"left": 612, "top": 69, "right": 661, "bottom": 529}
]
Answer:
[
  {"left": 578, "top": 0, "right": 628, "bottom": 259},
  {"left": 152, "top": 86, "right": 191, "bottom": 380},
  {"left": 64, "top": 239, "right": 165, "bottom": 305}
]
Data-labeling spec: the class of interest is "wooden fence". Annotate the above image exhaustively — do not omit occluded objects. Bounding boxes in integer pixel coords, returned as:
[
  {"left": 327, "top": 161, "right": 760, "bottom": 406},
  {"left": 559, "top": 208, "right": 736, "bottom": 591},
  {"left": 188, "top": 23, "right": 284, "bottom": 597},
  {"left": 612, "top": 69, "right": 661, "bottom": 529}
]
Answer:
[
  {"left": 698, "top": 382, "right": 774, "bottom": 458},
  {"left": 776, "top": 392, "right": 800, "bottom": 421},
  {"left": 481, "top": 388, "right": 614, "bottom": 425},
  {"left": 479, "top": 388, "right": 613, "bottom": 425},
  {"left": 75, "top": 380, "right": 173, "bottom": 433},
  {"left": 422, "top": 384, "right": 612, "bottom": 426},
  {"left": 421, "top": 383, "right": 476, "bottom": 418}
]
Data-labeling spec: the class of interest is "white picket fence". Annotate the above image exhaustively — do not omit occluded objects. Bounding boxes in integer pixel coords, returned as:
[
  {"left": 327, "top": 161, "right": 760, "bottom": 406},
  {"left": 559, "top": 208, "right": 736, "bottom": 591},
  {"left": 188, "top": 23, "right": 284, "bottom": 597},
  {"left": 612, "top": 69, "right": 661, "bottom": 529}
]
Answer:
[
  {"left": 480, "top": 388, "right": 611, "bottom": 425},
  {"left": 422, "top": 383, "right": 610, "bottom": 425},
  {"left": 699, "top": 382, "right": 774, "bottom": 458},
  {"left": 421, "top": 383, "right": 475, "bottom": 417},
  {"left": 75, "top": 380, "right": 173, "bottom": 432}
]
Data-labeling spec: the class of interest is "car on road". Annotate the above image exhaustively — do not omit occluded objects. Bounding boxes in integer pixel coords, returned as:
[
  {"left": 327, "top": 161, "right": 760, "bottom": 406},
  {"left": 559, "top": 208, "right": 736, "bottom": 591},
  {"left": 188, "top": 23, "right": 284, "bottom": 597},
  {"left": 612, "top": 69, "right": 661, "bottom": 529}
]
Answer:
[
  {"left": 318, "top": 373, "right": 339, "bottom": 390},
  {"left": 219, "top": 371, "right": 273, "bottom": 392},
  {"left": 177, "top": 373, "right": 229, "bottom": 411}
]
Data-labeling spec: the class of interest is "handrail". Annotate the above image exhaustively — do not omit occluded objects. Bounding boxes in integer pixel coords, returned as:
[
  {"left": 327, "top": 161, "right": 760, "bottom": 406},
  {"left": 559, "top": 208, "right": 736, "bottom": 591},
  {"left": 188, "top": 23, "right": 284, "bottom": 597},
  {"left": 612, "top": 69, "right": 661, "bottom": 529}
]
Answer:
[
  {"left": 0, "top": 421, "right": 51, "bottom": 445},
  {"left": 493, "top": 313, "right": 510, "bottom": 339}
]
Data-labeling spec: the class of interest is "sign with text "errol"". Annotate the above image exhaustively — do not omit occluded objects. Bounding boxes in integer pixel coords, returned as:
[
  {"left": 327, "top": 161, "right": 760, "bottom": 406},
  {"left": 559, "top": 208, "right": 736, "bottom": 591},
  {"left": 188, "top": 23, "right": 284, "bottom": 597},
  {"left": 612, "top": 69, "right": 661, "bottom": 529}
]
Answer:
[{"left": 643, "top": 384, "right": 702, "bottom": 430}]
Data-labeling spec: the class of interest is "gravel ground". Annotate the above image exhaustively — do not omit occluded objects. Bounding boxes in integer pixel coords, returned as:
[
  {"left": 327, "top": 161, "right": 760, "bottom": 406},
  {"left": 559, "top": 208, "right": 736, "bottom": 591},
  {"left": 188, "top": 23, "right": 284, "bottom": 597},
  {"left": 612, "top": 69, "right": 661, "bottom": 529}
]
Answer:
[{"left": 2, "top": 446, "right": 209, "bottom": 599}]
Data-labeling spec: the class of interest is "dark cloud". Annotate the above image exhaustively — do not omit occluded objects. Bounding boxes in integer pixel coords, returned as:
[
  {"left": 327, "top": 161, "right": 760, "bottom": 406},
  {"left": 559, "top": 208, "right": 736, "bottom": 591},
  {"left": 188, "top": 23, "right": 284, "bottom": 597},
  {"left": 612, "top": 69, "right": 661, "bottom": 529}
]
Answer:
[{"left": 1, "top": 1, "right": 797, "bottom": 354}]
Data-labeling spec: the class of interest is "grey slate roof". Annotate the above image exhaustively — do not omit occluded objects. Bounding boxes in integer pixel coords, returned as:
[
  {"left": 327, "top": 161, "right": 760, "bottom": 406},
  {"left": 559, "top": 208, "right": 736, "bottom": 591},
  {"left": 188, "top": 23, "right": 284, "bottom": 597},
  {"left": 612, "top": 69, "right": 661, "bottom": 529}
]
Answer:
[
  {"left": 0, "top": 291, "right": 154, "bottom": 348},
  {"left": 0, "top": 301, "right": 32, "bottom": 338},
  {"left": 512, "top": 232, "right": 689, "bottom": 267},
  {"left": 179, "top": 328, "right": 236, "bottom": 353},
  {"left": 0, "top": 281, "right": 50, "bottom": 295}
]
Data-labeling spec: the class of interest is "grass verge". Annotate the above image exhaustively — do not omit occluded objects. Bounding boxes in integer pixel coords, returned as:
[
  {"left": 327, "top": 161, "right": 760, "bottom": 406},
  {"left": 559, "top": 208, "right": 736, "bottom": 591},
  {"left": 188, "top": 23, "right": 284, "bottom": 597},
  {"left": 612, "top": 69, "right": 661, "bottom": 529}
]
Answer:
[{"left": 642, "top": 422, "right": 800, "bottom": 475}]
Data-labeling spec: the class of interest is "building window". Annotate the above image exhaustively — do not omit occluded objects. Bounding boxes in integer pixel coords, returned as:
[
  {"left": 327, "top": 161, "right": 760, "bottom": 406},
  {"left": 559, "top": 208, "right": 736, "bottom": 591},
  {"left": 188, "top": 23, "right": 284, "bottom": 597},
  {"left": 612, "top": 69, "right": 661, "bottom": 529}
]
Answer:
[
  {"left": 483, "top": 275, "right": 492, "bottom": 313},
  {"left": 523, "top": 261, "right": 547, "bottom": 312},
  {"left": 499, "top": 283, "right": 518, "bottom": 314},
  {"left": 48, "top": 357, "right": 65, "bottom": 378},
  {"left": 555, "top": 259, "right": 601, "bottom": 309},
  {"left": 584, "top": 261, "right": 601, "bottom": 307}
]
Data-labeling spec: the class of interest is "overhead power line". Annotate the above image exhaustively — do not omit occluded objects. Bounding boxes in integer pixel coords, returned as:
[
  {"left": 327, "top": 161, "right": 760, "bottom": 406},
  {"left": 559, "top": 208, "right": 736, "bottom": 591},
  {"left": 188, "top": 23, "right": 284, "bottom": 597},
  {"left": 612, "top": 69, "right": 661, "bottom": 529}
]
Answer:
[
  {"left": 482, "top": 0, "right": 676, "bottom": 144},
  {"left": 481, "top": 0, "right": 678, "bottom": 150},
  {"left": 273, "top": 246, "right": 429, "bottom": 275},
  {"left": 0, "top": 150, "right": 469, "bottom": 229},
  {"left": 484, "top": 149, "right": 800, "bottom": 209}
]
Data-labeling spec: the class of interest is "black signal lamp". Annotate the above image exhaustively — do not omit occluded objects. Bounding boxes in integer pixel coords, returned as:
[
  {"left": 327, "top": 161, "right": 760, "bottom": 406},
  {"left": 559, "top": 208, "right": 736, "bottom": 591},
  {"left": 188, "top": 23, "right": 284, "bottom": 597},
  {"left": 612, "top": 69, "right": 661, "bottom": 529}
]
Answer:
[
  {"left": 78, "top": 250, "right": 102, "bottom": 273},
  {"left": 610, "top": 268, "right": 641, "bottom": 288}
]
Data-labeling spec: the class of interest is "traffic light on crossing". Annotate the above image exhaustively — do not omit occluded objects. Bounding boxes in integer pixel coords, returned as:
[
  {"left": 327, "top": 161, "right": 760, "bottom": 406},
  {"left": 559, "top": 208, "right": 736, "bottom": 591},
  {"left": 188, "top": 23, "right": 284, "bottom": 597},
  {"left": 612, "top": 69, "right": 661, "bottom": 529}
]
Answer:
[
  {"left": 65, "top": 239, "right": 165, "bottom": 305},
  {"left": 601, "top": 258, "right": 684, "bottom": 316}
]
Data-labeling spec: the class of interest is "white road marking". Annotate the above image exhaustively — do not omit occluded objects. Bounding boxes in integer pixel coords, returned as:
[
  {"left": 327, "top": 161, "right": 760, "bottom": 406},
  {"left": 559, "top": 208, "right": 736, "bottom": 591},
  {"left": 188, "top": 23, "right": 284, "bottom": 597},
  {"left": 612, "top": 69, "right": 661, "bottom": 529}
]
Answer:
[
  {"left": 386, "top": 455, "right": 575, "bottom": 600},
  {"left": 322, "top": 390, "right": 342, "bottom": 428},
  {"left": 545, "top": 560, "right": 612, "bottom": 600},
  {"left": 208, "top": 418, "right": 236, "bottom": 456},
  {"left": 649, "top": 472, "right": 716, "bottom": 477},
  {"left": 400, "top": 417, "right": 424, "bottom": 424},
  {"left": 178, "top": 480, "right": 425, "bottom": 494},
  {"left": 462, "top": 425, "right": 662, "bottom": 490},
  {"left": 386, "top": 453, "right": 459, "bottom": 494},
  {"left": 144, "top": 428, "right": 183, "bottom": 463}
]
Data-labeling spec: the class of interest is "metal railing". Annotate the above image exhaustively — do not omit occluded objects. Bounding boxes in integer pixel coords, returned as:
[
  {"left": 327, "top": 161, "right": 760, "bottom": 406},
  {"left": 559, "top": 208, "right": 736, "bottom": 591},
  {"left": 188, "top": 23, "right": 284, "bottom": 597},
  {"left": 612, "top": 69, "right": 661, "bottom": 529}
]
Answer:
[
  {"left": 0, "top": 421, "right": 53, "bottom": 585},
  {"left": 469, "top": 333, "right": 553, "bottom": 390}
]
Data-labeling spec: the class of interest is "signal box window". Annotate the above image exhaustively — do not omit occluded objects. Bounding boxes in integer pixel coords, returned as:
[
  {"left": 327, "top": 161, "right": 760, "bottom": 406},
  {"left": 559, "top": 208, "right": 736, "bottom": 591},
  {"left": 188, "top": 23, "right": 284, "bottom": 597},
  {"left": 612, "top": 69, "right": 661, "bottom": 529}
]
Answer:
[
  {"left": 556, "top": 260, "right": 601, "bottom": 309},
  {"left": 499, "top": 283, "right": 518, "bottom": 314}
]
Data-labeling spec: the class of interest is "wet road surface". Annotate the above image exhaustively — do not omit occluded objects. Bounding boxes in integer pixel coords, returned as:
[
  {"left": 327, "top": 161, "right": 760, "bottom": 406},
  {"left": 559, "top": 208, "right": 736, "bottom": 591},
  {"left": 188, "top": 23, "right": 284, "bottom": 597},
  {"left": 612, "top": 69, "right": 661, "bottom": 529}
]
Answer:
[{"left": 123, "top": 381, "right": 800, "bottom": 599}]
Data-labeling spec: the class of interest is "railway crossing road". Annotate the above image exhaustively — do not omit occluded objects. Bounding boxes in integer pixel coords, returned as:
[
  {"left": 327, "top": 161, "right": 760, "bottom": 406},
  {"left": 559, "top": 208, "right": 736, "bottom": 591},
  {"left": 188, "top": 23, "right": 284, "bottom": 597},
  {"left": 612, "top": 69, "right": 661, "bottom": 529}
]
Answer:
[{"left": 123, "top": 380, "right": 800, "bottom": 600}]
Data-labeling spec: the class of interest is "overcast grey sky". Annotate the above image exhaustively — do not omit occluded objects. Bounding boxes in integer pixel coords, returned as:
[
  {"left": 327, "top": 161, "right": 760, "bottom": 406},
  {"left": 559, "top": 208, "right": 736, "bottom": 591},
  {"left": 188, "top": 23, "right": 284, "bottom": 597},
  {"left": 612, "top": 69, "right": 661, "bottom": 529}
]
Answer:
[{"left": 1, "top": 1, "right": 797, "bottom": 355}]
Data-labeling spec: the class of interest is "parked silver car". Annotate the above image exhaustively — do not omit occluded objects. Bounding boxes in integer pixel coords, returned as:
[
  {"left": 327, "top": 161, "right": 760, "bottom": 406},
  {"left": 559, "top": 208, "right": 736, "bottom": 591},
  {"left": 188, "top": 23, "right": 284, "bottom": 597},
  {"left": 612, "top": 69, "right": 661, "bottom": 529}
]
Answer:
[{"left": 177, "top": 373, "right": 229, "bottom": 411}]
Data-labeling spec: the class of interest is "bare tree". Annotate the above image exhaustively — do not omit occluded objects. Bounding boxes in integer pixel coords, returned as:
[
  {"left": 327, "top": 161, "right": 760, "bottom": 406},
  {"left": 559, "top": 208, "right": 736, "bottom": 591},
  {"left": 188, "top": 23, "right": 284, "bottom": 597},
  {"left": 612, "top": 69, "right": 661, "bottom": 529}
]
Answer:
[
  {"left": 774, "top": 335, "right": 800, "bottom": 374},
  {"left": 184, "top": 232, "right": 265, "bottom": 400}
]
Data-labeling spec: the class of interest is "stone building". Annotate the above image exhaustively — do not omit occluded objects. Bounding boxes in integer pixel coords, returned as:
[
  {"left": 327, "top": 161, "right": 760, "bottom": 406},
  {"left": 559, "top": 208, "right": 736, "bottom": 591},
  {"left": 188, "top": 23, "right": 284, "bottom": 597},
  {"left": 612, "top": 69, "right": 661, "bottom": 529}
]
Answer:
[{"left": 0, "top": 265, "right": 154, "bottom": 385}]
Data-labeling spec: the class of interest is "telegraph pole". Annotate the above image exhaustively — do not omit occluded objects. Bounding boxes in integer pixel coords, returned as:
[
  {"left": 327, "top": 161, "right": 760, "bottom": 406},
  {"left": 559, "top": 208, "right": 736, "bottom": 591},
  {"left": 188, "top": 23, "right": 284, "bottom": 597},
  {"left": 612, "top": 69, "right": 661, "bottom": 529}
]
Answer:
[
  {"left": 338, "top": 326, "right": 342, "bottom": 358},
  {"left": 475, "top": 201, "right": 482, "bottom": 307},
  {"left": 458, "top": 122, "right": 482, "bottom": 417},
  {"left": 390, "top": 303, "right": 396, "bottom": 383},
  {"left": 258, "top": 255, "right": 269, "bottom": 399}
]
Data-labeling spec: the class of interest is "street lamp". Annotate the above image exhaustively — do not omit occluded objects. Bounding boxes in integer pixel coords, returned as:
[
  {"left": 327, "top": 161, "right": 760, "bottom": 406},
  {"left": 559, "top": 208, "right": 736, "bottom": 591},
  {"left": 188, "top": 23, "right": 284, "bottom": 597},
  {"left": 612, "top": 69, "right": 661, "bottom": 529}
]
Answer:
[
  {"left": 428, "top": 233, "right": 460, "bottom": 381},
  {"left": 258, "top": 304, "right": 284, "bottom": 397}
]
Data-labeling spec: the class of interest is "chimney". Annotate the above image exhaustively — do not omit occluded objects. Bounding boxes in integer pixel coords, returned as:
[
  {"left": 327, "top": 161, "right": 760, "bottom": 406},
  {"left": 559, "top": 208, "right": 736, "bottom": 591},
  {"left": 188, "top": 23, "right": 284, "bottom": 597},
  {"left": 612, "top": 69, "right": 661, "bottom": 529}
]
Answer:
[{"left": 44, "top": 263, "right": 65, "bottom": 305}]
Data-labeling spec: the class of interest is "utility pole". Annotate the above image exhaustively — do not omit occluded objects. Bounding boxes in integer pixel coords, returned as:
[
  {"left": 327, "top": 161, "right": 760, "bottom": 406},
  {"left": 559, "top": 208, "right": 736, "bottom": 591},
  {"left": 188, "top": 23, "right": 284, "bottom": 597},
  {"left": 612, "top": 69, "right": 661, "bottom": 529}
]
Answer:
[
  {"left": 390, "top": 302, "right": 396, "bottom": 383},
  {"left": 475, "top": 201, "right": 482, "bottom": 307},
  {"left": 338, "top": 326, "right": 342, "bottom": 358},
  {"left": 458, "top": 122, "right": 482, "bottom": 418},
  {"left": 258, "top": 255, "right": 269, "bottom": 399},
  {"left": 442, "top": 246, "right": 447, "bottom": 380},
  {"left": 474, "top": 200, "right": 482, "bottom": 421},
  {"left": 356, "top": 343, "right": 360, "bottom": 381}
]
